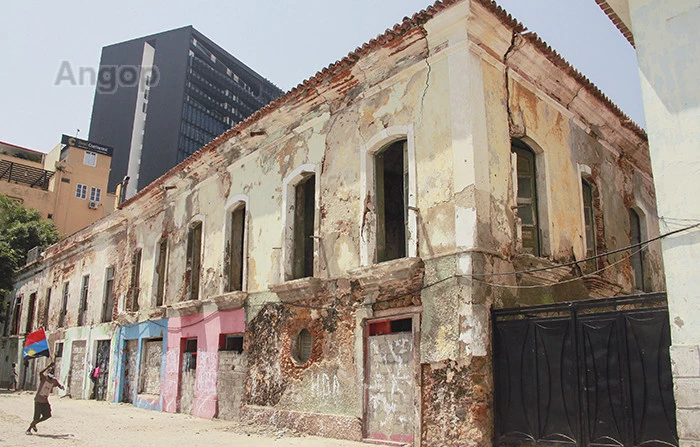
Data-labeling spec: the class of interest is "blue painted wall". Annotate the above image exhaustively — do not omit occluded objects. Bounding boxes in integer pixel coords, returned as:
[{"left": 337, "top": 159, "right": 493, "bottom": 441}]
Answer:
[{"left": 112, "top": 319, "right": 168, "bottom": 411}]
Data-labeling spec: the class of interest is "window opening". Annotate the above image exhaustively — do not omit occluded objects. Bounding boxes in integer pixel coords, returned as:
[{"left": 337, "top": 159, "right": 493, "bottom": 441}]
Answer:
[
  {"left": 58, "top": 283, "right": 69, "bottom": 328},
  {"left": 11, "top": 296, "right": 22, "bottom": 335},
  {"left": 102, "top": 267, "right": 115, "bottom": 322},
  {"left": 376, "top": 140, "right": 407, "bottom": 262},
  {"left": 187, "top": 222, "right": 203, "bottom": 300},
  {"left": 83, "top": 152, "right": 97, "bottom": 167},
  {"left": 219, "top": 334, "right": 244, "bottom": 353},
  {"left": 78, "top": 275, "right": 89, "bottom": 326},
  {"left": 42, "top": 288, "right": 51, "bottom": 329},
  {"left": 25, "top": 292, "right": 37, "bottom": 334},
  {"left": 629, "top": 209, "right": 646, "bottom": 291},
  {"left": 293, "top": 328, "right": 313, "bottom": 364},
  {"left": 184, "top": 338, "right": 197, "bottom": 371},
  {"left": 129, "top": 249, "right": 142, "bottom": 311},
  {"left": 292, "top": 176, "right": 315, "bottom": 279},
  {"left": 228, "top": 205, "right": 245, "bottom": 291},
  {"left": 513, "top": 140, "right": 540, "bottom": 256},
  {"left": 582, "top": 180, "right": 596, "bottom": 259},
  {"left": 369, "top": 317, "right": 413, "bottom": 336},
  {"left": 155, "top": 239, "right": 168, "bottom": 306}
]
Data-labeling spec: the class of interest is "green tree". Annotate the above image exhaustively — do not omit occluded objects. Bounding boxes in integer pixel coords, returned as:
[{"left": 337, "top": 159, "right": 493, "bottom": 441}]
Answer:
[{"left": 0, "top": 194, "right": 60, "bottom": 323}]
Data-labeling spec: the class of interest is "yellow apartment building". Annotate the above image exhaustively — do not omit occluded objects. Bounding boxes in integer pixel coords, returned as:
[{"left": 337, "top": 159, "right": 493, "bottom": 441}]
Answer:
[{"left": 0, "top": 135, "right": 115, "bottom": 236}]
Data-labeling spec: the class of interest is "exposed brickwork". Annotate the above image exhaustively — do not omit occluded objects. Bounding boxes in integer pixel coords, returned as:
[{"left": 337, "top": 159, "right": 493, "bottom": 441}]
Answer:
[{"left": 421, "top": 357, "right": 492, "bottom": 447}]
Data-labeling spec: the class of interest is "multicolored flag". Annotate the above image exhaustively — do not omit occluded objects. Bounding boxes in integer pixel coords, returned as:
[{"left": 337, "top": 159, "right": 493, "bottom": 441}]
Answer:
[{"left": 23, "top": 328, "right": 50, "bottom": 359}]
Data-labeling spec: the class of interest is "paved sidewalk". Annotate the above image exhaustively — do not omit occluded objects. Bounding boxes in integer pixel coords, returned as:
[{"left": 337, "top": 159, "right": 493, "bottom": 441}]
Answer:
[{"left": 0, "top": 390, "right": 368, "bottom": 447}]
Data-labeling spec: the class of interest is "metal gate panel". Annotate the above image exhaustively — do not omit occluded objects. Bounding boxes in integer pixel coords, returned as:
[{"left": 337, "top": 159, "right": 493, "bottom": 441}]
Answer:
[
  {"left": 534, "top": 319, "right": 579, "bottom": 444},
  {"left": 579, "top": 314, "right": 627, "bottom": 446},
  {"left": 624, "top": 311, "right": 677, "bottom": 446},
  {"left": 493, "top": 293, "right": 678, "bottom": 447}
]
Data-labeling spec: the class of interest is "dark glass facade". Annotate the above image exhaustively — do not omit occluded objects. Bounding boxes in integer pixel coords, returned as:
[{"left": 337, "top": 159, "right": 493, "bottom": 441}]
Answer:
[{"left": 89, "top": 26, "right": 283, "bottom": 193}]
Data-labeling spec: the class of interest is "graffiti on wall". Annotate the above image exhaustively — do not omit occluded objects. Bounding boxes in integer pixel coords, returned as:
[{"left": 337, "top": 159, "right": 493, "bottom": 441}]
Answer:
[
  {"left": 162, "top": 349, "right": 180, "bottom": 413},
  {"left": 366, "top": 332, "right": 414, "bottom": 441},
  {"left": 195, "top": 351, "right": 218, "bottom": 393},
  {"left": 310, "top": 371, "right": 341, "bottom": 399},
  {"left": 69, "top": 340, "right": 86, "bottom": 399}
]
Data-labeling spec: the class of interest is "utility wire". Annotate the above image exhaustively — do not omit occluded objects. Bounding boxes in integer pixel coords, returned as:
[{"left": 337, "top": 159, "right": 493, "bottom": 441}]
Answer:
[{"left": 141, "top": 222, "right": 699, "bottom": 318}]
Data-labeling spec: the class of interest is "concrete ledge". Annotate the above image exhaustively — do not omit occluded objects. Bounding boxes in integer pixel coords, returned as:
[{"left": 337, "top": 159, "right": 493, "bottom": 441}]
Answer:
[
  {"left": 269, "top": 277, "right": 323, "bottom": 303},
  {"left": 168, "top": 300, "right": 203, "bottom": 317},
  {"left": 348, "top": 257, "right": 423, "bottom": 288},
  {"left": 208, "top": 291, "right": 247, "bottom": 311},
  {"left": 241, "top": 405, "right": 362, "bottom": 441}
]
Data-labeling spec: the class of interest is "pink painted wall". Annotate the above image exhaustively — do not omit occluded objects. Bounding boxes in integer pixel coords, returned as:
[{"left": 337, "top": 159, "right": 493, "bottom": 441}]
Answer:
[{"left": 162, "top": 309, "right": 245, "bottom": 418}]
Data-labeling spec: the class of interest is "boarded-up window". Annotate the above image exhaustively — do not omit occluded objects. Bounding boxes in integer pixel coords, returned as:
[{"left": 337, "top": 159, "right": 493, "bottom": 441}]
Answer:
[
  {"left": 25, "top": 292, "right": 37, "bottom": 334},
  {"left": 78, "top": 275, "right": 89, "bottom": 326},
  {"left": 228, "top": 206, "right": 246, "bottom": 291},
  {"left": 129, "top": 249, "right": 142, "bottom": 311},
  {"left": 102, "top": 267, "right": 115, "bottom": 322},
  {"left": 292, "top": 176, "right": 315, "bottom": 279},
  {"left": 187, "top": 222, "right": 203, "bottom": 300},
  {"left": 139, "top": 338, "right": 162, "bottom": 395},
  {"left": 375, "top": 140, "right": 407, "bottom": 263},
  {"left": 513, "top": 140, "right": 540, "bottom": 256},
  {"left": 155, "top": 239, "right": 168, "bottom": 306}
]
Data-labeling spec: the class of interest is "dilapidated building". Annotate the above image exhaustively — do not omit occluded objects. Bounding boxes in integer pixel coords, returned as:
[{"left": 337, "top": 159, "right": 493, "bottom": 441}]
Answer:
[{"left": 2, "top": 1, "right": 676, "bottom": 446}]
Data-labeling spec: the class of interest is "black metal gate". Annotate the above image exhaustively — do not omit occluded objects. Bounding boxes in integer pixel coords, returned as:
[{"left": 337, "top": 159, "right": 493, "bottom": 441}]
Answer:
[{"left": 493, "top": 292, "right": 677, "bottom": 447}]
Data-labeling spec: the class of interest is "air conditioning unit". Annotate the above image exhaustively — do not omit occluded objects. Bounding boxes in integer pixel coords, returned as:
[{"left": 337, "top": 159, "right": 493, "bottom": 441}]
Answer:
[{"left": 88, "top": 201, "right": 99, "bottom": 209}]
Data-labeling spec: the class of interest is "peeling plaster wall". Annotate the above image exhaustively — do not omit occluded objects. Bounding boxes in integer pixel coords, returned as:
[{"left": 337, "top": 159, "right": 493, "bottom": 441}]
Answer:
[{"left": 1, "top": 1, "right": 663, "bottom": 446}]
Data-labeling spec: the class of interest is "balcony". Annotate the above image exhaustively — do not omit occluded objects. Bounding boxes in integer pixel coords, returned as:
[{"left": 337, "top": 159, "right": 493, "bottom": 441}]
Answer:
[{"left": 0, "top": 159, "right": 54, "bottom": 190}]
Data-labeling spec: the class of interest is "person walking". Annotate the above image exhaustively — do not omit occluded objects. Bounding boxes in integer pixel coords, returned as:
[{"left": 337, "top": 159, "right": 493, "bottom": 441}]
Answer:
[
  {"left": 9, "top": 363, "right": 17, "bottom": 391},
  {"left": 26, "top": 361, "right": 64, "bottom": 435}
]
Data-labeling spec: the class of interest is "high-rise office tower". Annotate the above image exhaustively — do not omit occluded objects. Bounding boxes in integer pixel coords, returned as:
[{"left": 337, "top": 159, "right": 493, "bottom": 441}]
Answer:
[{"left": 88, "top": 26, "right": 283, "bottom": 198}]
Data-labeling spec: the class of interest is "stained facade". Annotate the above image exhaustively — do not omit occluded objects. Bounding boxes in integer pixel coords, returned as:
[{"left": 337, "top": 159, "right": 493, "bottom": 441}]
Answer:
[{"left": 1, "top": 1, "right": 672, "bottom": 446}]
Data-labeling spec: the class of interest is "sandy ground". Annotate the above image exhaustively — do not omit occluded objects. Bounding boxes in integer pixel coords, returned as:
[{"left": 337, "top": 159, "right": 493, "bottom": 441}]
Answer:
[{"left": 0, "top": 390, "right": 370, "bottom": 447}]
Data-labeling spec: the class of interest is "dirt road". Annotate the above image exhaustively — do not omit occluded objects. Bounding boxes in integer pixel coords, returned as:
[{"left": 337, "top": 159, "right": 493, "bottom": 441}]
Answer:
[{"left": 0, "top": 390, "right": 369, "bottom": 447}]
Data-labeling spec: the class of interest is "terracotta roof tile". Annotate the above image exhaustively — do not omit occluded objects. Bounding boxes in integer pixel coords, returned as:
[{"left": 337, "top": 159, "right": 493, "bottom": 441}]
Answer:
[{"left": 122, "top": 0, "right": 644, "bottom": 207}]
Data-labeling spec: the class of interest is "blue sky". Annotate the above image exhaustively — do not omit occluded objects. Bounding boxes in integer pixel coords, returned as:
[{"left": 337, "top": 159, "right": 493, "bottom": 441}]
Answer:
[{"left": 0, "top": 0, "right": 641, "bottom": 152}]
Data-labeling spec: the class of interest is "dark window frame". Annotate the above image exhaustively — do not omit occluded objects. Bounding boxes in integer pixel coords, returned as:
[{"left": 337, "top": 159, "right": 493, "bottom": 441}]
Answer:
[
  {"left": 228, "top": 205, "right": 246, "bottom": 292},
  {"left": 187, "top": 221, "right": 203, "bottom": 300},
  {"left": 102, "top": 267, "right": 115, "bottom": 322},
  {"left": 513, "top": 139, "right": 541, "bottom": 256},
  {"left": 375, "top": 140, "right": 408, "bottom": 263},
  {"left": 292, "top": 176, "right": 315, "bottom": 280}
]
